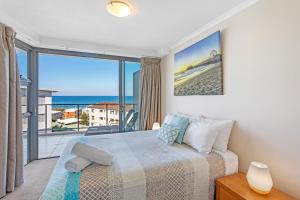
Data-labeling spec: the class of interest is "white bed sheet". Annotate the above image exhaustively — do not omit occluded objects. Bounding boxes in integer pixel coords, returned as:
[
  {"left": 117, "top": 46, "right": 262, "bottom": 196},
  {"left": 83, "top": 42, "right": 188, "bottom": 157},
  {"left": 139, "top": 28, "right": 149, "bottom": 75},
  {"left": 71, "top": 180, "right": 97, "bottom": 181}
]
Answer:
[{"left": 213, "top": 149, "right": 238, "bottom": 175}]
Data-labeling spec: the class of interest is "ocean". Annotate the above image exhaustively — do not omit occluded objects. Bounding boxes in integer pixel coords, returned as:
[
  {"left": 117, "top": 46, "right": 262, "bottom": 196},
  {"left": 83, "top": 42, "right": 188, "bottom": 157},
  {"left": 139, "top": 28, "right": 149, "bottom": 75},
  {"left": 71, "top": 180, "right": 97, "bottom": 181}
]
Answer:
[{"left": 52, "top": 96, "right": 133, "bottom": 108}]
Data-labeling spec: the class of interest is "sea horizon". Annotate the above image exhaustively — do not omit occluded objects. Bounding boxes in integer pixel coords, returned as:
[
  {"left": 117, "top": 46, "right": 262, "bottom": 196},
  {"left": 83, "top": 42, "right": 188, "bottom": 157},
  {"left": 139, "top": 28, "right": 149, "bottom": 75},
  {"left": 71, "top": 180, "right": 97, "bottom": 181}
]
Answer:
[{"left": 52, "top": 95, "right": 134, "bottom": 106}]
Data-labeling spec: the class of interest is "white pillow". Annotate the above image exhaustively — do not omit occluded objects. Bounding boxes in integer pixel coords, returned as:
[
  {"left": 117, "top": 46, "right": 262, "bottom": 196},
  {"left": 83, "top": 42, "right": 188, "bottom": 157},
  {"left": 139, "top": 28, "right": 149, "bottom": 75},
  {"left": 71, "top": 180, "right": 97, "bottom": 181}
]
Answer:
[
  {"left": 163, "top": 113, "right": 201, "bottom": 124},
  {"left": 183, "top": 118, "right": 220, "bottom": 154},
  {"left": 176, "top": 112, "right": 202, "bottom": 122},
  {"left": 201, "top": 116, "right": 235, "bottom": 152},
  {"left": 163, "top": 113, "right": 174, "bottom": 124}
]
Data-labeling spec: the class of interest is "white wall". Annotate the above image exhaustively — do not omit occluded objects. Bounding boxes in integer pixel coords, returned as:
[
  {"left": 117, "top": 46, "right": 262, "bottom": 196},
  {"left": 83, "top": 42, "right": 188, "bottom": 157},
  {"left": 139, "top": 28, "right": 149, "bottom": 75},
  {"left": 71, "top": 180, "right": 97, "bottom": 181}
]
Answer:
[{"left": 161, "top": 0, "right": 300, "bottom": 198}]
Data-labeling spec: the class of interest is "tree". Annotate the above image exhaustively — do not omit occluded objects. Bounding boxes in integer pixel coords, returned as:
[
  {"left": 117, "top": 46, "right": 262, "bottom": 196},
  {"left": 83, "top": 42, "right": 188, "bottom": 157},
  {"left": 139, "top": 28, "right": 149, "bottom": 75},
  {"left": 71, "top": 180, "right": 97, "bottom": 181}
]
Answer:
[{"left": 80, "top": 112, "right": 89, "bottom": 126}]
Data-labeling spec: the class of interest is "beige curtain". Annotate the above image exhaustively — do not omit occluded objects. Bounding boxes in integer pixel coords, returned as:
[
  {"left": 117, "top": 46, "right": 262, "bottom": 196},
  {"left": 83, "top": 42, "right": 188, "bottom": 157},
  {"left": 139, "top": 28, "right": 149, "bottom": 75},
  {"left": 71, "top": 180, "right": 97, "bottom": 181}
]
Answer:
[
  {"left": 139, "top": 57, "right": 162, "bottom": 130},
  {"left": 0, "top": 24, "right": 23, "bottom": 198}
]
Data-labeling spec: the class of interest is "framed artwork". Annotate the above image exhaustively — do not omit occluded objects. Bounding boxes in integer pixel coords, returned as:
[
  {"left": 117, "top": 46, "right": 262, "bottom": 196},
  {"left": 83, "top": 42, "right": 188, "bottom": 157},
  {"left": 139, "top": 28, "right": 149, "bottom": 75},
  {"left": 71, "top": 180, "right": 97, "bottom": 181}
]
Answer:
[{"left": 174, "top": 31, "right": 223, "bottom": 95}]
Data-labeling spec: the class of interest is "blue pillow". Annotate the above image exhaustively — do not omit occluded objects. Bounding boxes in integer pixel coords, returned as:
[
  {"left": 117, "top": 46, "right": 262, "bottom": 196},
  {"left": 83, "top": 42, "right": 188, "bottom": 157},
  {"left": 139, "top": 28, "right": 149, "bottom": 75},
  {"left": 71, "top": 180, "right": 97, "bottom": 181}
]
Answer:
[
  {"left": 157, "top": 123, "right": 180, "bottom": 144},
  {"left": 170, "top": 115, "right": 189, "bottom": 144}
]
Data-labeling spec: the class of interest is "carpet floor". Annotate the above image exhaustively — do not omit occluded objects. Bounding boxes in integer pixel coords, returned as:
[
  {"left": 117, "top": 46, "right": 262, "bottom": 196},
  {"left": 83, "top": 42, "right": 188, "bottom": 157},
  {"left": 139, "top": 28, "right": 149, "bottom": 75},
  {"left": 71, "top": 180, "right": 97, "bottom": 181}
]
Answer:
[{"left": 2, "top": 158, "right": 58, "bottom": 200}]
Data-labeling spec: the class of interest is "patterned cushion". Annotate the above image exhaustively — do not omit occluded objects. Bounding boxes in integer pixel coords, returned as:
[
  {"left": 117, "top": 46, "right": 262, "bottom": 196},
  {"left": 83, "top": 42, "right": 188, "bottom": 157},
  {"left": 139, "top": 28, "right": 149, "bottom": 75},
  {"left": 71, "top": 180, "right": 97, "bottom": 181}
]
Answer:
[
  {"left": 170, "top": 115, "right": 190, "bottom": 144},
  {"left": 157, "top": 123, "right": 180, "bottom": 144}
]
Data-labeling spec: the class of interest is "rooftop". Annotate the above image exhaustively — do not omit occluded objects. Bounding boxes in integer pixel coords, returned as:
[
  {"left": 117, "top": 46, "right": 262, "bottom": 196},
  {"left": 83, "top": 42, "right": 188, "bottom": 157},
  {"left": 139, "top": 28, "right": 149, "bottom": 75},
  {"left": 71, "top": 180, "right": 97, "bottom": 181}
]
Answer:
[{"left": 88, "top": 102, "right": 133, "bottom": 111}]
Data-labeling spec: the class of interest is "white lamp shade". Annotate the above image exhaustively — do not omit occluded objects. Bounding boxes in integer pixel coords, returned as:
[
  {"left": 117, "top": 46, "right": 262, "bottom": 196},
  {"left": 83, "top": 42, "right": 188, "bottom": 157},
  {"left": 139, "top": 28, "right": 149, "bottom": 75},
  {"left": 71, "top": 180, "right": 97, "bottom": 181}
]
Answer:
[
  {"left": 246, "top": 161, "right": 273, "bottom": 194},
  {"left": 152, "top": 122, "right": 160, "bottom": 130}
]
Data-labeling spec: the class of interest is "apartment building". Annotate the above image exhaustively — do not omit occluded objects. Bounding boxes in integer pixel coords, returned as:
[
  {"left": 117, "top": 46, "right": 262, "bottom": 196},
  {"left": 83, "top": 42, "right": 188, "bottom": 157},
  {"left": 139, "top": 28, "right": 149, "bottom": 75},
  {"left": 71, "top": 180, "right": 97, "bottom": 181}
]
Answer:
[
  {"left": 87, "top": 102, "right": 121, "bottom": 126},
  {"left": 21, "top": 88, "right": 56, "bottom": 133},
  {"left": 87, "top": 102, "right": 135, "bottom": 127}
]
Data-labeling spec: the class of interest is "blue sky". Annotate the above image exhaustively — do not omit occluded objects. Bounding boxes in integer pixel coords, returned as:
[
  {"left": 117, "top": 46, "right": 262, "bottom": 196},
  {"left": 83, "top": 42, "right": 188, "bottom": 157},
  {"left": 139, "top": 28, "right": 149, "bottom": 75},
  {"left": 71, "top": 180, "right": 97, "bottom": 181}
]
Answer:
[
  {"left": 16, "top": 50, "right": 140, "bottom": 96},
  {"left": 175, "top": 31, "right": 221, "bottom": 71},
  {"left": 17, "top": 49, "right": 27, "bottom": 77}
]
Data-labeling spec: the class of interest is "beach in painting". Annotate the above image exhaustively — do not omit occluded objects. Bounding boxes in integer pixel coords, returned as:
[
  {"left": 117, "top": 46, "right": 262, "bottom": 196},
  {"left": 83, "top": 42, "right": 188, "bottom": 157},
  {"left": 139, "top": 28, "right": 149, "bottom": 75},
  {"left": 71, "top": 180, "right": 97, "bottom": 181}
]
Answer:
[{"left": 174, "top": 31, "right": 223, "bottom": 95}]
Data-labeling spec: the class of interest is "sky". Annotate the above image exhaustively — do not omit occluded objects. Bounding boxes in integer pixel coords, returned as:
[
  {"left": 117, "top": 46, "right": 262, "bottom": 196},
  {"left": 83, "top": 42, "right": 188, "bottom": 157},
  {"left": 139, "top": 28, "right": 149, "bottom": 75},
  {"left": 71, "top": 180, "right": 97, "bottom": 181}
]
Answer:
[
  {"left": 16, "top": 50, "right": 140, "bottom": 96},
  {"left": 174, "top": 31, "right": 221, "bottom": 72},
  {"left": 17, "top": 48, "right": 27, "bottom": 77}
]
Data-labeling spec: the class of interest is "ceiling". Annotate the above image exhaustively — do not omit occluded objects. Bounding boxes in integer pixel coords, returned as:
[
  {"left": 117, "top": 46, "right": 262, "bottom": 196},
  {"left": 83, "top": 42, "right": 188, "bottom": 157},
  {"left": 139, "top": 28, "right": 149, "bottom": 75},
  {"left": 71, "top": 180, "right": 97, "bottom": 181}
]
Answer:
[{"left": 0, "top": 0, "right": 256, "bottom": 57}]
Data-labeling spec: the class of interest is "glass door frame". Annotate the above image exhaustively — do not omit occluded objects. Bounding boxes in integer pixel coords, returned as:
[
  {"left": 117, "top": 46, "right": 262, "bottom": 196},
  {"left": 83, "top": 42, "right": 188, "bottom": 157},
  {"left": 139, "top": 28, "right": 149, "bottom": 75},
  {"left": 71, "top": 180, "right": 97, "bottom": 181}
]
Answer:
[
  {"left": 16, "top": 39, "right": 39, "bottom": 164},
  {"left": 16, "top": 39, "right": 140, "bottom": 163},
  {"left": 119, "top": 60, "right": 141, "bottom": 132}
]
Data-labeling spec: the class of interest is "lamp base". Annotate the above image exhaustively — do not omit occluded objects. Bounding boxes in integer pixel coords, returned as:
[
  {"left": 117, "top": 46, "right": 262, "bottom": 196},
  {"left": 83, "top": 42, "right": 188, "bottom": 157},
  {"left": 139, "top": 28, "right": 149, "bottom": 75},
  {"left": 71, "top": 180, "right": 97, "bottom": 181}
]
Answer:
[{"left": 249, "top": 185, "right": 271, "bottom": 195}]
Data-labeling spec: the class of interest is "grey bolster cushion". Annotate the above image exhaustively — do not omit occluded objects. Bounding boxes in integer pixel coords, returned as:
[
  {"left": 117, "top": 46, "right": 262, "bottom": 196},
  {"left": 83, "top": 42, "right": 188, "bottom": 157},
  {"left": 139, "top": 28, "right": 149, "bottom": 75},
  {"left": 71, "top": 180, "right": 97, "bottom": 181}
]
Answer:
[
  {"left": 65, "top": 156, "right": 92, "bottom": 172},
  {"left": 71, "top": 142, "right": 113, "bottom": 165}
]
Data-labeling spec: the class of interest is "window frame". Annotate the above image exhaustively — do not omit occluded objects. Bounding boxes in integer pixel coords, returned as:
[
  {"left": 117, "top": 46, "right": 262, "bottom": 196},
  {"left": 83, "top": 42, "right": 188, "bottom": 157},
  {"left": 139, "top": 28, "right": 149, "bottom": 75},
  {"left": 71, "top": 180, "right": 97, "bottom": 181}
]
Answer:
[{"left": 16, "top": 39, "right": 141, "bottom": 163}]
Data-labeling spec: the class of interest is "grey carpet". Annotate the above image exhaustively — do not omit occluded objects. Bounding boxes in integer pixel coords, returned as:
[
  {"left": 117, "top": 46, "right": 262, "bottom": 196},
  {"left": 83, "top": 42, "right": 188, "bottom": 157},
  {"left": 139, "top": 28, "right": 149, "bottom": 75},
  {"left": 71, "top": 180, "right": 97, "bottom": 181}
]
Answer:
[{"left": 2, "top": 158, "right": 58, "bottom": 200}]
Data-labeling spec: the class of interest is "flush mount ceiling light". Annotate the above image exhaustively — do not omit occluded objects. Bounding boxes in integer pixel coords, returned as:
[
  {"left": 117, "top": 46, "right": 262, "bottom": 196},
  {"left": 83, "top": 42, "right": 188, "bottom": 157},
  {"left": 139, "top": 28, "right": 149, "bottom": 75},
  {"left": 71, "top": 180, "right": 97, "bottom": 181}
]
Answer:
[{"left": 106, "top": 1, "right": 131, "bottom": 17}]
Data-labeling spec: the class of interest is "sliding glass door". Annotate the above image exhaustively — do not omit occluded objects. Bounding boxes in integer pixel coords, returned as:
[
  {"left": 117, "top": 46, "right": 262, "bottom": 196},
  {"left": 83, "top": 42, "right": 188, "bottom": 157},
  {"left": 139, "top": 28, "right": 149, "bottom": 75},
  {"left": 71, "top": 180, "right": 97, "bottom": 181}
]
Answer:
[
  {"left": 16, "top": 40, "right": 141, "bottom": 161},
  {"left": 121, "top": 61, "right": 141, "bottom": 132},
  {"left": 38, "top": 53, "right": 120, "bottom": 158},
  {"left": 16, "top": 41, "right": 39, "bottom": 165},
  {"left": 17, "top": 48, "right": 30, "bottom": 165},
  {"left": 37, "top": 52, "right": 140, "bottom": 158}
]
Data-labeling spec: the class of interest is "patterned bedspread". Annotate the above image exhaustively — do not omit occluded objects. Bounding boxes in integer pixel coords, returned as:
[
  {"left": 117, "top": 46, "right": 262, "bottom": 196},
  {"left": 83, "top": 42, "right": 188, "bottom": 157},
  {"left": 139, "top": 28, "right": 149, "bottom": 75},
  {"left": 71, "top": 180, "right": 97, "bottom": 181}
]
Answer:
[{"left": 40, "top": 131, "right": 225, "bottom": 200}]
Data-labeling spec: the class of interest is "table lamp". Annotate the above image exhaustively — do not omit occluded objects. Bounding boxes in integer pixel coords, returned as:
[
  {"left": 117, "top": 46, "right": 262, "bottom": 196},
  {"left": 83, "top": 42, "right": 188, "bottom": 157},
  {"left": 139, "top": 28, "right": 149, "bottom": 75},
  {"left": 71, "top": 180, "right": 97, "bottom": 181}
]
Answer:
[
  {"left": 152, "top": 122, "right": 160, "bottom": 130},
  {"left": 246, "top": 161, "right": 273, "bottom": 194}
]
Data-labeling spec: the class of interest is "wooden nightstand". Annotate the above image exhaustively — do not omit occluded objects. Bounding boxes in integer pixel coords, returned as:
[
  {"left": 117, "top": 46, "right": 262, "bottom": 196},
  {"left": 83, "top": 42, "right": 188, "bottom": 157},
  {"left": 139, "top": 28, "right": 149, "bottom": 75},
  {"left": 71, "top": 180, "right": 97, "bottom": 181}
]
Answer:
[{"left": 216, "top": 173, "right": 295, "bottom": 200}]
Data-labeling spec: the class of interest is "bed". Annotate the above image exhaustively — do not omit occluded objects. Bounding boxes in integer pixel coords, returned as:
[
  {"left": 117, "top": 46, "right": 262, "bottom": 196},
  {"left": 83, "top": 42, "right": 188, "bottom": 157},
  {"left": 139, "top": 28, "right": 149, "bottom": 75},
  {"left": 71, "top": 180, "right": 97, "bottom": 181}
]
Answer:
[{"left": 40, "top": 130, "right": 238, "bottom": 200}]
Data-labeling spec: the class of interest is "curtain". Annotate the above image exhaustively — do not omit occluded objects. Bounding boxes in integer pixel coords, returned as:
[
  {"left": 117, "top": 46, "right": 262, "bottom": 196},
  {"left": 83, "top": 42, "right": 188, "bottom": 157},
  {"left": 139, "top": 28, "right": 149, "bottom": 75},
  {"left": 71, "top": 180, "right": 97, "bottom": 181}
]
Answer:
[
  {"left": 0, "top": 23, "right": 23, "bottom": 198},
  {"left": 139, "top": 57, "right": 162, "bottom": 130}
]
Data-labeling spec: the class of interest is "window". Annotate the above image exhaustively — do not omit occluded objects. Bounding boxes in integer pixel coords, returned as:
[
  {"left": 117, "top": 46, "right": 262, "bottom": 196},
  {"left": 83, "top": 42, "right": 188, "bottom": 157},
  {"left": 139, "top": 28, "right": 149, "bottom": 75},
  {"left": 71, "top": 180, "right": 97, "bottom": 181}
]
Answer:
[
  {"left": 17, "top": 39, "right": 141, "bottom": 162},
  {"left": 38, "top": 53, "right": 119, "bottom": 158}
]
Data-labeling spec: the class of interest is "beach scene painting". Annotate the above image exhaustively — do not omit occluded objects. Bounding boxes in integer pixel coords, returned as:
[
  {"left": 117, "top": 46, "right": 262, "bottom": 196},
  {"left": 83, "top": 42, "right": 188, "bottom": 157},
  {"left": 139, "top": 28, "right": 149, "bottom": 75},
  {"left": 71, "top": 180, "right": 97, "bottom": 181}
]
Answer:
[{"left": 174, "top": 31, "right": 223, "bottom": 95}]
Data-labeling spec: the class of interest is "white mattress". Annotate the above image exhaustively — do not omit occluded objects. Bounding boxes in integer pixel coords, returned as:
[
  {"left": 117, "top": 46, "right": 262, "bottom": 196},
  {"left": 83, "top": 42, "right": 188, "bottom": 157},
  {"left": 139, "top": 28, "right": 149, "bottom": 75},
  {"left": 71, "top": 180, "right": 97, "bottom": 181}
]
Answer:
[{"left": 213, "top": 149, "right": 239, "bottom": 175}]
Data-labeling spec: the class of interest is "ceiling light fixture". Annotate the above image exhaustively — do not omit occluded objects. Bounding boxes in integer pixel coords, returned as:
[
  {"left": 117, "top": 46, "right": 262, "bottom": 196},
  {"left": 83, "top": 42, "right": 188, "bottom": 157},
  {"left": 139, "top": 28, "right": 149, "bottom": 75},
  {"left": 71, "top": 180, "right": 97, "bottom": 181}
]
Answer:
[{"left": 106, "top": 1, "right": 131, "bottom": 17}]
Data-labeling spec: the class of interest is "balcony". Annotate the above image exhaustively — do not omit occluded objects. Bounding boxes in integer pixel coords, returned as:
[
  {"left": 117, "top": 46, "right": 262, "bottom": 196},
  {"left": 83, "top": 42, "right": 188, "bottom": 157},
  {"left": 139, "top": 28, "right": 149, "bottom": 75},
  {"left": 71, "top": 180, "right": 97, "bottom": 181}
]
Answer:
[{"left": 22, "top": 103, "right": 139, "bottom": 163}]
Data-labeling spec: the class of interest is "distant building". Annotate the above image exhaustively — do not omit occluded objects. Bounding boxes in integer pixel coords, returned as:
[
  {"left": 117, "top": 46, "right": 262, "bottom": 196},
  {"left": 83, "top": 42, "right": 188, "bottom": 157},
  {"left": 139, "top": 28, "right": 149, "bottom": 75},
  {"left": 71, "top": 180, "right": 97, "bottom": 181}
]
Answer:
[
  {"left": 87, "top": 102, "right": 133, "bottom": 127},
  {"left": 52, "top": 110, "right": 63, "bottom": 121},
  {"left": 64, "top": 108, "right": 81, "bottom": 119},
  {"left": 38, "top": 90, "right": 57, "bottom": 133},
  {"left": 21, "top": 88, "right": 57, "bottom": 133}
]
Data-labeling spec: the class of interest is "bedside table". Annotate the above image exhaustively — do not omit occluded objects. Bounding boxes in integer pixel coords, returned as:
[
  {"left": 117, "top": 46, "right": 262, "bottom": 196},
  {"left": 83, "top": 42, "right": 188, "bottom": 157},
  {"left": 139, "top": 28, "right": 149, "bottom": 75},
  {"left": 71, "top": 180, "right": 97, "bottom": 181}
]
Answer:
[{"left": 216, "top": 173, "right": 295, "bottom": 200}]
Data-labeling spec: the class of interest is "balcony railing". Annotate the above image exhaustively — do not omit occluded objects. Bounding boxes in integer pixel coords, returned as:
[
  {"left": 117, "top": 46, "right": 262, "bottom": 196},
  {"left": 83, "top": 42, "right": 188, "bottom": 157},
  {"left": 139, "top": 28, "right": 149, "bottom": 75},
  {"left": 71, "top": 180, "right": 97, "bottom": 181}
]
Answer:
[
  {"left": 21, "top": 103, "right": 138, "bottom": 160},
  {"left": 39, "top": 103, "right": 90, "bottom": 134},
  {"left": 21, "top": 103, "right": 137, "bottom": 135}
]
